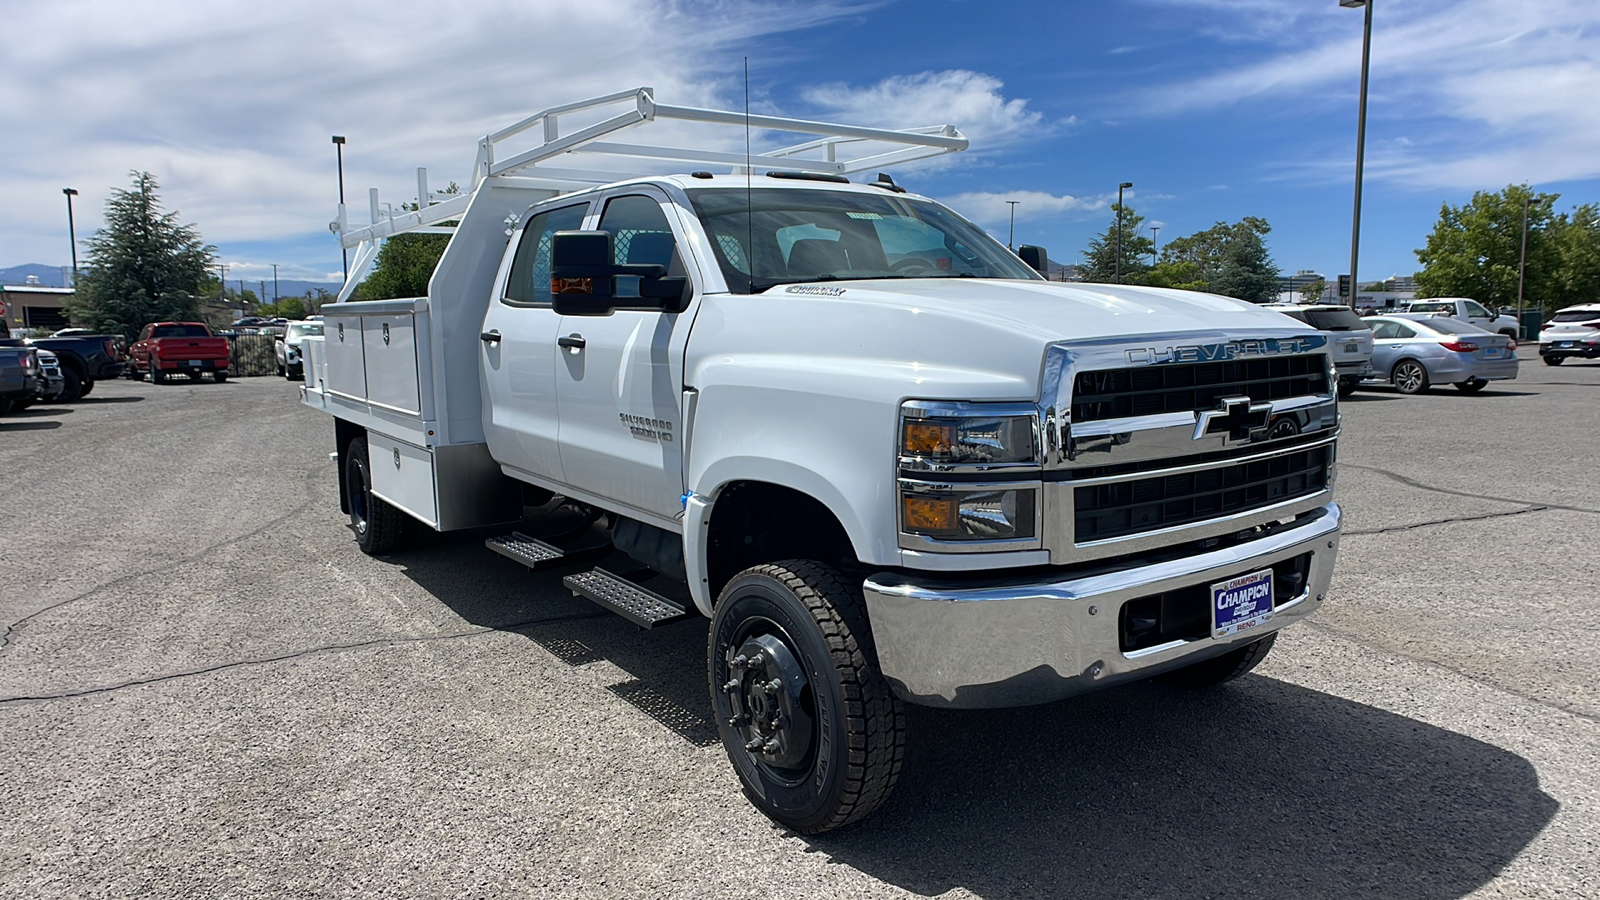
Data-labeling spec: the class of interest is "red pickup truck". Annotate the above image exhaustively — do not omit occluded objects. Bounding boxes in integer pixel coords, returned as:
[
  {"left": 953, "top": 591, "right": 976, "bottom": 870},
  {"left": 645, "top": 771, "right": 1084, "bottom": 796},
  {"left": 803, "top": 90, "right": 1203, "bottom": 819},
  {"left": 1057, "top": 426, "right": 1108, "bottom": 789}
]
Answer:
[{"left": 130, "top": 322, "right": 231, "bottom": 384}]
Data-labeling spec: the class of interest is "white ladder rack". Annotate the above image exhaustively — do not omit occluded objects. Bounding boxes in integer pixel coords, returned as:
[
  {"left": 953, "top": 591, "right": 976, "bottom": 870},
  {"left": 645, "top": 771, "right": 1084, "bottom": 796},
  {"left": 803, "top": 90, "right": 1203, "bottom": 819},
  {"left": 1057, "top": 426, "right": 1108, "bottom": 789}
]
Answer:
[{"left": 333, "top": 86, "right": 969, "bottom": 271}]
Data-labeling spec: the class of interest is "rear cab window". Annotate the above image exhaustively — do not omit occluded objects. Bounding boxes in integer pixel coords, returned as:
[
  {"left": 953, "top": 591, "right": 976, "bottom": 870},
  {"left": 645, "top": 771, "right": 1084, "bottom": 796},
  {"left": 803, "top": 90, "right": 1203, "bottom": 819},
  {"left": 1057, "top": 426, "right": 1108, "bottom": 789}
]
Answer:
[
  {"left": 1303, "top": 308, "right": 1364, "bottom": 331},
  {"left": 151, "top": 324, "right": 211, "bottom": 338}
]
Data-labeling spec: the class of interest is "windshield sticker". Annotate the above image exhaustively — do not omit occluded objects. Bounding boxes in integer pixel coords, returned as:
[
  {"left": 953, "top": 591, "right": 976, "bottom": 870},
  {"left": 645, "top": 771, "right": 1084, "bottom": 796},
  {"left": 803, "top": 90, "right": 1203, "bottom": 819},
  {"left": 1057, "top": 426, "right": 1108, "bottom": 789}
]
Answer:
[{"left": 845, "top": 212, "right": 883, "bottom": 220}]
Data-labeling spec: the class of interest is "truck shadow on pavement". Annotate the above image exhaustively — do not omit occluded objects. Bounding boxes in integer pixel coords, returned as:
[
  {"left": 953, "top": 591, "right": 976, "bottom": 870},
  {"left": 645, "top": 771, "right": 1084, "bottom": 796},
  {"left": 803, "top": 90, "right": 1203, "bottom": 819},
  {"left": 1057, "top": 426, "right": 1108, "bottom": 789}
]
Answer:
[
  {"left": 388, "top": 524, "right": 1555, "bottom": 900},
  {"left": 815, "top": 682, "right": 1557, "bottom": 900}
]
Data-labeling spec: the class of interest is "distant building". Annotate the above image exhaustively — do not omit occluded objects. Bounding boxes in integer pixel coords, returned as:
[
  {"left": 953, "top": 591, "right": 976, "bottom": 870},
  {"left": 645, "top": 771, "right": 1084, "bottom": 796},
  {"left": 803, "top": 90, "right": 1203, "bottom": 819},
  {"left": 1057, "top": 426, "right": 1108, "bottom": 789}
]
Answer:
[
  {"left": 1275, "top": 270, "right": 1328, "bottom": 304},
  {"left": 1, "top": 276, "right": 73, "bottom": 330}
]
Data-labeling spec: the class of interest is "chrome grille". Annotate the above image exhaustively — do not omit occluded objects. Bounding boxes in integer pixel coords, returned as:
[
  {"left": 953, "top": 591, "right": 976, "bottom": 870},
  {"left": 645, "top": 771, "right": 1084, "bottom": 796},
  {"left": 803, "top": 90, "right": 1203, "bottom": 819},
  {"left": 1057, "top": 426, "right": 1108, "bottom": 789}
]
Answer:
[
  {"left": 1071, "top": 356, "right": 1328, "bottom": 423},
  {"left": 1073, "top": 445, "right": 1331, "bottom": 542}
]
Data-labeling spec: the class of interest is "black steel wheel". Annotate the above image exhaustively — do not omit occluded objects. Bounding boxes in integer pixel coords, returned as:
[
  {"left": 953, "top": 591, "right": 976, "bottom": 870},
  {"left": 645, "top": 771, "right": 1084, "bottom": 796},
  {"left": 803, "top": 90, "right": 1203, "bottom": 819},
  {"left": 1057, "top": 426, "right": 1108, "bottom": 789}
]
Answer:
[
  {"left": 1157, "top": 633, "right": 1278, "bottom": 689},
  {"left": 344, "top": 437, "right": 405, "bottom": 554},
  {"left": 1455, "top": 378, "right": 1488, "bottom": 393},
  {"left": 709, "top": 561, "right": 904, "bottom": 834},
  {"left": 1392, "top": 359, "right": 1429, "bottom": 394}
]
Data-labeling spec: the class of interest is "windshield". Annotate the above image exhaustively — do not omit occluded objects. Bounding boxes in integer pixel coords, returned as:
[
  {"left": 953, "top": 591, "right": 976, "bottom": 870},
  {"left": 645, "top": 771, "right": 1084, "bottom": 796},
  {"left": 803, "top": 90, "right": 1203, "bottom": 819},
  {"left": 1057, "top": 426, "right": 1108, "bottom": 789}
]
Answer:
[
  {"left": 687, "top": 188, "right": 1040, "bottom": 293},
  {"left": 286, "top": 323, "right": 324, "bottom": 340},
  {"left": 151, "top": 324, "right": 211, "bottom": 338},
  {"left": 1303, "top": 308, "right": 1365, "bottom": 331}
]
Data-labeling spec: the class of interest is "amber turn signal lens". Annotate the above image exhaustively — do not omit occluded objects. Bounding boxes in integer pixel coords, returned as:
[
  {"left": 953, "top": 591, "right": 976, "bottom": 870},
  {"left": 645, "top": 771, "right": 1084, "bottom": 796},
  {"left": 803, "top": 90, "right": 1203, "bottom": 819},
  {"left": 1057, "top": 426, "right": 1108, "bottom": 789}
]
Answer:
[
  {"left": 903, "top": 421, "right": 954, "bottom": 455},
  {"left": 902, "top": 494, "right": 957, "bottom": 533}
]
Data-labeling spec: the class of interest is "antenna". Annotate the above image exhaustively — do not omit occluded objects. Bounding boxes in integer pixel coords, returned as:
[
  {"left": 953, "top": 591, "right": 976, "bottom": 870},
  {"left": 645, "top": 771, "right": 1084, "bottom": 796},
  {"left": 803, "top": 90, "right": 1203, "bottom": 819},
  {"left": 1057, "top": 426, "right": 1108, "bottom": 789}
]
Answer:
[{"left": 744, "top": 57, "right": 754, "bottom": 294}]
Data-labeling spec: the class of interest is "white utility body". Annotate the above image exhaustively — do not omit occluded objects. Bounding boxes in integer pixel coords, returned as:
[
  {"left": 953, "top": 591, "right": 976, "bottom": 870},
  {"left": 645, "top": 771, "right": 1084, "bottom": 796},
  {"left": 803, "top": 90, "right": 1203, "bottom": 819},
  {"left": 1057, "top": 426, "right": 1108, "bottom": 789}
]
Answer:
[{"left": 302, "top": 88, "right": 1343, "bottom": 833}]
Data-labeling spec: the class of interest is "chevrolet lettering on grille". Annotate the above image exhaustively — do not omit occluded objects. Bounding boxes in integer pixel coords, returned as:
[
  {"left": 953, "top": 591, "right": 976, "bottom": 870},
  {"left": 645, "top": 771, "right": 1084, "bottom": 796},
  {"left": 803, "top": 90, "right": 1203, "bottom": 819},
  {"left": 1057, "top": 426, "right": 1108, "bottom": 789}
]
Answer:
[{"left": 1124, "top": 336, "right": 1322, "bottom": 366}]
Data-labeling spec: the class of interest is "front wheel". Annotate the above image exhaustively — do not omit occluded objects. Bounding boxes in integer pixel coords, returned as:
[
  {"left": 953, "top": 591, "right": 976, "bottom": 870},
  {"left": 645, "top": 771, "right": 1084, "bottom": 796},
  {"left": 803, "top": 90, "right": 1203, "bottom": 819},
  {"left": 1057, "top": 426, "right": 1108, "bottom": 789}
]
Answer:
[
  {"left": 1158, "top": 633, "right": 1277, "bottom": 689},
  {"left": 59, "top": 368, "right": 84, "bottom": 402},
  {"left": 345, "top": 437, "right": 405, "bottom": 554},
  {"left": 150, "top": 364, "right": 164, "bottom": 385},
  {"left": 1543, "top": 354, "right": 1564, "bottom": 366},
  {"left": 1392, "top": 360, "right": 1430, "bottom": 394},
  {"left": 79, "top": 379, "right": 94, "bottom": 397},
  {"left": 709, "top": 561, "right": 905, "bottom": 834},
  {"left": 1455, "top": 378, "right": 1488, "bottom": 393}
]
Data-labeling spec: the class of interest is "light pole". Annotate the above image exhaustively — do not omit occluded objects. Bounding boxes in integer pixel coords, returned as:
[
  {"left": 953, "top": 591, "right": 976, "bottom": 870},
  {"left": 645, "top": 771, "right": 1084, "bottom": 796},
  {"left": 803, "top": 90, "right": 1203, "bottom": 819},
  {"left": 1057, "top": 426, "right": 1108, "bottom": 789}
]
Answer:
[
  {"left": 332, "top": 135, "right": 348, "bottom": 281},
  {"left": 272, "top": 264, "right": 279, "bottom": 303},
  {"left": 62, "top": 188, "right": 80, "bottom": 282},
  {"left": 1006, "top": 200, "right": 1019, "bottom": 250},
  {"left": 1114, "top": 181, "right": 1133, "bottom": 284},
  {"left": 1150, "top": 225, "right": 1161, "bottom": 265},
  {"left": 1516, "top": 195, "right": 1530, "bottom": 337},
  {"left": 1341, "top": 0, "right": 1374, "bottom": 310}
]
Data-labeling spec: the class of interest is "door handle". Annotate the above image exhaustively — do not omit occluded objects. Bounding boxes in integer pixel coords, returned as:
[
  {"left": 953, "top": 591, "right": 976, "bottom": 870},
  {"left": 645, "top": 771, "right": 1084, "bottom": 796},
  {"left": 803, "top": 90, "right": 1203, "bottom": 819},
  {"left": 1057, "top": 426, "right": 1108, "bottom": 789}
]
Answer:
[
  {"left": 557, "top": 334, "right": 586, "bottom": 350},
  {"left": 480, "top": 330, "right": 501, "bottom": 344}
]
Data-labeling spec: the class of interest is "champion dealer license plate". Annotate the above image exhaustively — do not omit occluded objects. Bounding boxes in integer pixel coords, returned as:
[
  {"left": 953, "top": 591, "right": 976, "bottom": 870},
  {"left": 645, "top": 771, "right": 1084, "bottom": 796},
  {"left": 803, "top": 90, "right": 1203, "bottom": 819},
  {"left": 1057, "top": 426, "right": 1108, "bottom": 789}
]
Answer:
[{"left": 1211, "top": 568, "right": 1274, "bottom": 639}]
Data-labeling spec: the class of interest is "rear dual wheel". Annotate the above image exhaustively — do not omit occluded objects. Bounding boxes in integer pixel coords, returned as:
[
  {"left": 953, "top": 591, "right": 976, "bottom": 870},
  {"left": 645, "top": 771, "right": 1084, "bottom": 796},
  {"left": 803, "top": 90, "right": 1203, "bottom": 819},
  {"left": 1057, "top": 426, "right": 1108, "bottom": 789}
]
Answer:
[
  {"left": 344, "top": 437, "right": 404, "bottom": 554},
  {"left": 709, "top": 561, "right": 904, "bottom": 834}
]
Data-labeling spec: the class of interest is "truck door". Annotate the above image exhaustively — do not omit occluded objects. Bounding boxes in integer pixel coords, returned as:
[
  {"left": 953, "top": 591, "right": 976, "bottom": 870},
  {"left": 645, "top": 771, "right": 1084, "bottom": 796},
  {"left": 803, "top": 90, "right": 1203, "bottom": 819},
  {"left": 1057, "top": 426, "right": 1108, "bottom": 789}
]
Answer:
[
  {"left": 555, "top": 190, "right": 694, "bottom": 525},
  {"left": 481, "top": 201, "right": 589, "bottom": 486},
  {"left": 1462, "top": 299, "right": 1495, "bottom": 330}
]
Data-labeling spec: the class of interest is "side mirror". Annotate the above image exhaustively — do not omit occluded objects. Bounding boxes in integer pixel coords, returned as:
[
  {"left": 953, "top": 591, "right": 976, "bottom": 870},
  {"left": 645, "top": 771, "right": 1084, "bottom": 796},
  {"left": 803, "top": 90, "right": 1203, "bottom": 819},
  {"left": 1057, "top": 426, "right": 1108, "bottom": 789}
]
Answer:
[
  {"left": 1016, "top": 245, "right": 1049, "bottom": 275},
  {"left": 550, "top": 230, "right": 684, "bottom": 315}
]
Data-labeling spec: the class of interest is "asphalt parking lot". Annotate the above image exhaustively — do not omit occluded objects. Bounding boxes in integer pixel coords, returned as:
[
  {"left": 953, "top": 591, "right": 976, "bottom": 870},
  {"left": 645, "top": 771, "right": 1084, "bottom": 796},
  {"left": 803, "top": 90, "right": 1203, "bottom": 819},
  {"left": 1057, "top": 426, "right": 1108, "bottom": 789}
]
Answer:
[{"left": 3, "top": 361, "right": 1598, "bottom": 899}]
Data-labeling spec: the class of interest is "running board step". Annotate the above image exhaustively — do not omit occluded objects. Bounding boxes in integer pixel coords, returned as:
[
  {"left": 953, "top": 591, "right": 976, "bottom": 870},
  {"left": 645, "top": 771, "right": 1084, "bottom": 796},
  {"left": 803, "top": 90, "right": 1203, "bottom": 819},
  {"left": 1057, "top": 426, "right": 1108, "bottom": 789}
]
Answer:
[
  {"left": 564, "top": 568, "right": 689, "bottom": 629},
  {"left": 485, "top": 532, "right": 568, "bottom": 570}
]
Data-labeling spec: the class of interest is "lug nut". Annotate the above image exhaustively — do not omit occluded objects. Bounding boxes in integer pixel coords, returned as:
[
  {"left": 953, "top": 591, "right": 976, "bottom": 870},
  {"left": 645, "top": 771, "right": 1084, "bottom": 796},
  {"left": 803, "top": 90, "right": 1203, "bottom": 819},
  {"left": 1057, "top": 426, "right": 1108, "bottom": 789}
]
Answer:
[
  {"left": 762, "top": 679, "right": 781, "bottom": 695},
  {"left": 727, "top": 715, "right": 748, "bottom": 727},
  {"left": 763, "top": 739, "right": 781, "bottom": 754},
  {"left": 745, "top": 737, "right": 765, "bottom": 752},
  {"left": 721, "top": 679, "right": 739, "bottom": 694},
  {"left": 730, "top": 655, "right": 749, "bottom": 670}
]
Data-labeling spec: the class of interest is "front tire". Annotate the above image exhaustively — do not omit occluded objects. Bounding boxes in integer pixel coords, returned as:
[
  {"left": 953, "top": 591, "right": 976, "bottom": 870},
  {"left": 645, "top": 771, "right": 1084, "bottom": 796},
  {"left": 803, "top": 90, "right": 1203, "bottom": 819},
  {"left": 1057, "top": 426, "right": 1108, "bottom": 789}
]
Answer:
[
  {"left": 345, "top": 437, "right": 405, "bottom": 554},
  {"left": 150, "top": 364, "right": 164, "bottom": 384},
  {"left": 709, "top": 561, "right": 905, "bottom": 834},
  {"left": 79, "top": 378, "right": 94, "bottom": 397},
  {"left": 59, "top": 368, "right": 84, "bottom": 402},
  {"left": 1158, "top": 633, "right": 1278, "bottom": 689},
  {"left": 1392, "top": 359, "right": 1429, "bottom": 394}
]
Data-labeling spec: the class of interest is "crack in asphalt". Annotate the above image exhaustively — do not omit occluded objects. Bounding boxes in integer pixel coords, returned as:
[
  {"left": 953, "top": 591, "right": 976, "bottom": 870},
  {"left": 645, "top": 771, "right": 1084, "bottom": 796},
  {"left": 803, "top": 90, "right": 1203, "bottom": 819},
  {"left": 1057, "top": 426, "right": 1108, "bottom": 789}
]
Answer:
[
  {"left": 0, "top": 610, "right": 610, "bottom": 705},
  {"left": 1303, "top": 620, "right": 1600, "bottom": 726},
  {"left": 1343, "top": 463, "right": 1600, "bottom": 516},
  {"left": 1343, "top": 505, "right": 1551, "bottom": 537},
  {"left": 0, "top": 465, "right": 327, "bottom": 654}
]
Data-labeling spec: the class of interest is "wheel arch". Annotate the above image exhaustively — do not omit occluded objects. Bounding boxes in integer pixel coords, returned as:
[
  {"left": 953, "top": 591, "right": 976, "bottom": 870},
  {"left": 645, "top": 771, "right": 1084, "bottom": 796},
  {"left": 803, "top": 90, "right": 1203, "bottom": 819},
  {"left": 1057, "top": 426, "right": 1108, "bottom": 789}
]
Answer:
[{"left": 686, "top": 469, "right": 868, "bottom": 617}]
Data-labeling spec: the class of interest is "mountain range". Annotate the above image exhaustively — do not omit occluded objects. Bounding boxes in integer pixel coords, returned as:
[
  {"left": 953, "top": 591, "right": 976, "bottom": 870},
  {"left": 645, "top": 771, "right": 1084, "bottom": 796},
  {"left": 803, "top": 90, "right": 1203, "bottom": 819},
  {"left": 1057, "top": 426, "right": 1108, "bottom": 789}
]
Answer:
[{"left": 0, "top": 263, "right": 342, "bottom": 299}]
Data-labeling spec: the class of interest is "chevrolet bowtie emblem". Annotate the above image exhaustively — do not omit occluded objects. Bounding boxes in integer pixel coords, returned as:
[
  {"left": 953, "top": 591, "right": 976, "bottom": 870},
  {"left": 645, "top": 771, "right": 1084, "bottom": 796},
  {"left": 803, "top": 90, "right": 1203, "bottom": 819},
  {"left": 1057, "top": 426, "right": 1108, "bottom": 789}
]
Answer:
[{"left": 1194, "top": 396, "right": 1273, "bottom": 443}]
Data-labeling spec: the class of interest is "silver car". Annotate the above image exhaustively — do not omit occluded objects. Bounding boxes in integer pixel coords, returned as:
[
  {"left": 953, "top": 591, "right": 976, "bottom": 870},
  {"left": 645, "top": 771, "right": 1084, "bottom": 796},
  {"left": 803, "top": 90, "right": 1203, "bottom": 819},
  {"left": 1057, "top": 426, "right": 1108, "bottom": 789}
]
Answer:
[{"left": 1364, "top": 315, "right": 1519, "bottom": 394}]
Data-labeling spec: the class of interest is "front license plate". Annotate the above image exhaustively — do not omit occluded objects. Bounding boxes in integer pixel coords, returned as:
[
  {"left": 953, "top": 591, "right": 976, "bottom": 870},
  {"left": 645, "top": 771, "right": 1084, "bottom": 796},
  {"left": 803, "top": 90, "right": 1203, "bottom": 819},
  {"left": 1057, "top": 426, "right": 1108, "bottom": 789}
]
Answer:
[{"left": 1212, "top": 568, "right": 1274, "bottom": 639}]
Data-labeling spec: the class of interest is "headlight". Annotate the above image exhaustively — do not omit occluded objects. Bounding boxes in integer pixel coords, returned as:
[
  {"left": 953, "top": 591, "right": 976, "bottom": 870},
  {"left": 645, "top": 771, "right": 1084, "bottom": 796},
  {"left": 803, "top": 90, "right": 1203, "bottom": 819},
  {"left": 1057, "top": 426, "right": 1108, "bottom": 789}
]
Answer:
[
  {"left": 901, "top": 486, "right": 1037, "bottom": 541},
  {"left": 899, "top": 402, "right": 1038, "bottom": 469}
]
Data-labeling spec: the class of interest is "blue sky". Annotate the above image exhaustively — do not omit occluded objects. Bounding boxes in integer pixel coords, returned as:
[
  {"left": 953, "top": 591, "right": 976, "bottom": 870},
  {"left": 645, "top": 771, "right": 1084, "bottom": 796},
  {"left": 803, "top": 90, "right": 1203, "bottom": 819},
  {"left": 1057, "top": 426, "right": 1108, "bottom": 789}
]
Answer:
[{"left": 4, "top": 0, "right": 1597, "bottom": 292}]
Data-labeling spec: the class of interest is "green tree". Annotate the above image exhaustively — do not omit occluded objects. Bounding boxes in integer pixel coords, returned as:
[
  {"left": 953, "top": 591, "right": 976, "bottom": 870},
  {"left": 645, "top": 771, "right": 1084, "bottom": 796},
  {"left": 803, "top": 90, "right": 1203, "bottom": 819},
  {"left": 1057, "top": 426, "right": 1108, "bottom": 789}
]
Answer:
[
  {"left": 352, "top": 182, "right": 460, "bottom": 301},
  {"left": 1153, "top": 217, "right": 1279, "bottom": 303},
  {"left": 66, "top": 171, "right": 217, "bottom": 340},
  {"left": 1300, "top": 278, "right": 1327, "bottom": 304},
  {"left": 1080, "top": 203, "right": 1156, "bottom": 284},
  {"left": 1414, "top": 184, "right": 1558, "bottom": 311}
]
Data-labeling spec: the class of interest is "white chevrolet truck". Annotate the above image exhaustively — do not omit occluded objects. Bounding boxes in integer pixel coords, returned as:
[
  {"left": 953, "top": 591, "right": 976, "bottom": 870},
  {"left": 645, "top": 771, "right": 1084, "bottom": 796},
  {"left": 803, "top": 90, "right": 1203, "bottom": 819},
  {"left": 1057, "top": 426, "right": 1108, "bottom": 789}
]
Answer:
[{"left": 303, "top": 89, "right": 1342, "bottom": 833}]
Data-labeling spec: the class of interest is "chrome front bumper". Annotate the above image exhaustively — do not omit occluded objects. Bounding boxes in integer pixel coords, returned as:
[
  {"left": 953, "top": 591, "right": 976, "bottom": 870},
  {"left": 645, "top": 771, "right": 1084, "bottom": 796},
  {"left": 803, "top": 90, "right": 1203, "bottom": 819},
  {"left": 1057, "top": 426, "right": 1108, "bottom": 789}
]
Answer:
[{"left": 862, "top": 503, "right": 1340, "bottom": 708}]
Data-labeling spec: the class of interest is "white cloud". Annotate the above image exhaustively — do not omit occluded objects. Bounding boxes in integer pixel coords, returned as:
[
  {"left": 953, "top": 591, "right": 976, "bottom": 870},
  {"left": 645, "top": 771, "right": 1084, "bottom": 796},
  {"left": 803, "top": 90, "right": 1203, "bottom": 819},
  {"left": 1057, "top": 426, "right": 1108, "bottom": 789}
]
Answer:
[
  {"left": 937, "top": 190, "right": 1104, "bottom": 228},
  {"left": 0, "top": 0, "right": 882, "bottom": 266},
  {"left": 799, "top": 71, "right": 1047, "bottom": 150},
  {"left": 1133, "top": 0, "right": 1600, "bottom": 190}
]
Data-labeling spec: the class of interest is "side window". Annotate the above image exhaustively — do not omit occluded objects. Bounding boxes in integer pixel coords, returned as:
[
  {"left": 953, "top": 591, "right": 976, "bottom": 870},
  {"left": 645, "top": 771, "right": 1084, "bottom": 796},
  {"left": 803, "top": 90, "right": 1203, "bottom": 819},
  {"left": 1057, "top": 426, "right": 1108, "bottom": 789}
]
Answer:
[
  {"left": 1392, "top": 323, "right": 1418, "bottom": 339},
  {"left": 597, "top": 195, "right": 684, "bottom": 276},
  {"left": 1465, "top": 300, "right": 1491, "bottom": 317},
  {"left": 504, "top": 203, "right": 588, "bottom": 305}
]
